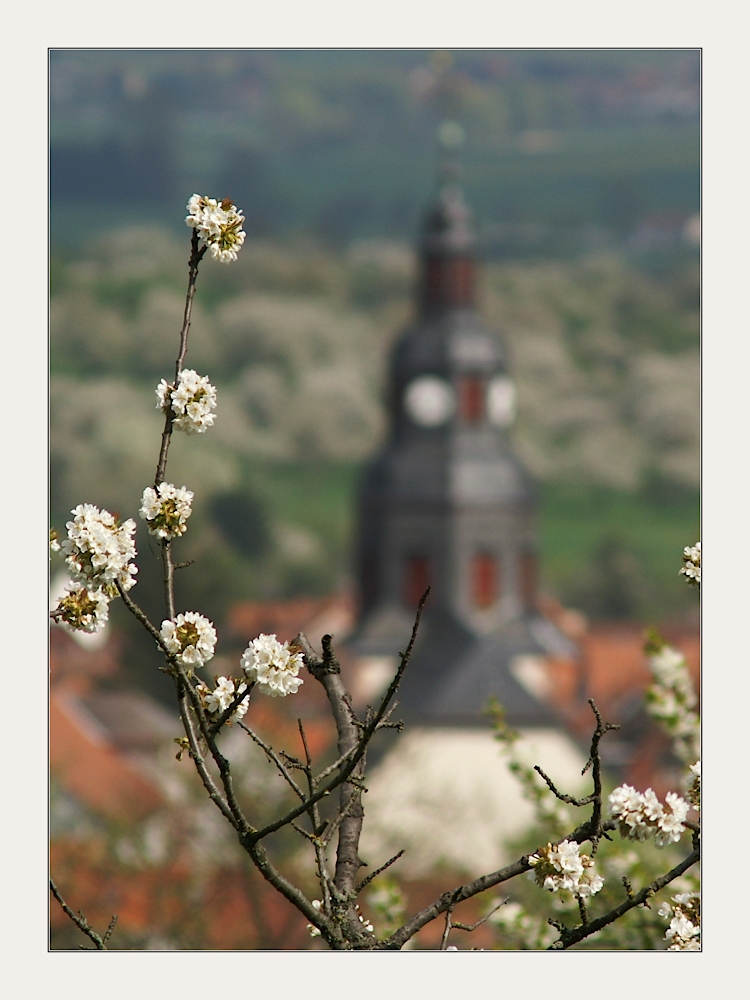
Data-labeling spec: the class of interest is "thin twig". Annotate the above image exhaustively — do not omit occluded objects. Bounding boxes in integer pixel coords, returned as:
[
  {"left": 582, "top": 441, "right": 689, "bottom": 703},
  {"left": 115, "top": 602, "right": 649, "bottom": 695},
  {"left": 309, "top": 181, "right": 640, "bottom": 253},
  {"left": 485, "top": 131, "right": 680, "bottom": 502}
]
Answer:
[
  {"left": 297, "top": 720, "right": 334, "bottom": 913},
  {"left": 154, "top": 230, "right": 207, "bottom": 487},
  {"left": 237, "top": 721, "right": 306, "bottom": 800},
  {"left": 116, "top": 582, "right": 171, "bottom": 654},
  {"left": 50, "top": 879, "right": 114, "bottom": 951},
  {"left": 440, "top": 904, "right": 456, "bottom": 950},
  {"left": 549, "top": 848, "right": 700, "bottom": 950},
  {"left": 534, "top": 765, "right": 595, "bottom": 807},
  {"left": 101, "top": 914, "right": 119, "bottom": 946},
  {"left": 452, "top": 898, "right": 507, "bottom": 932},
  {"left": 249, "top": 591, "right": 429, "bottom": 846},
  {"left": 209, "top": 682, "right": 254, "bottom": 738},
  {"left": 356, "top": 850, "right": 405, "bottom": 893}
]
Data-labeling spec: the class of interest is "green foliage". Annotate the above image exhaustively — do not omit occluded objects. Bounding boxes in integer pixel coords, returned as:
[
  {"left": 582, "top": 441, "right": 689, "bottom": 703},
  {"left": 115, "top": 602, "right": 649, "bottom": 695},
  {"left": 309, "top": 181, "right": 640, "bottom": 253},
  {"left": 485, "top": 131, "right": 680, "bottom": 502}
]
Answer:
[
  {"left": 539, "top": 482, "right": 699, "bottom": 621},
  {"left": 50, "top": 229, "right": 699, "bottom": 651}
]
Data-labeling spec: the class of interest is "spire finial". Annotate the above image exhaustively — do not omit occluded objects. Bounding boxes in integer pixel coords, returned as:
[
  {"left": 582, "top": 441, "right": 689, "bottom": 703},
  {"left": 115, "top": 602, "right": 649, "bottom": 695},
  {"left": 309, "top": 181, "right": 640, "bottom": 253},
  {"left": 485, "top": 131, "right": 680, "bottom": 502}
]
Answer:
[{"left": 437, "top": 119, "right": 465, "bottom": 185}]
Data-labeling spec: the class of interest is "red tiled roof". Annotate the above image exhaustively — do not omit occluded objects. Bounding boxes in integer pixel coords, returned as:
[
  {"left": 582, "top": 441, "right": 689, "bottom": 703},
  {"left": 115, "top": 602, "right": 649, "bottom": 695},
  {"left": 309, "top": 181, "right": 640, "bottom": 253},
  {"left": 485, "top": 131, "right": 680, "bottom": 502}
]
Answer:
[{"left": 51, "top": 687, "right": 163, "bottom": 820}]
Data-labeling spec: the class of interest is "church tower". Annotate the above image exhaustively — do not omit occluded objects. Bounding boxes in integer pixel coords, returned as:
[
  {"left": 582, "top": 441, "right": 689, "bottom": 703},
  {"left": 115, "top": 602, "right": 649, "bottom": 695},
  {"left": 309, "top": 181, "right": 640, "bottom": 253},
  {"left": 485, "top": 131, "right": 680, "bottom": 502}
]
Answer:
[{"left": 352, "top": 129, "right": 574, "bottom": 727}]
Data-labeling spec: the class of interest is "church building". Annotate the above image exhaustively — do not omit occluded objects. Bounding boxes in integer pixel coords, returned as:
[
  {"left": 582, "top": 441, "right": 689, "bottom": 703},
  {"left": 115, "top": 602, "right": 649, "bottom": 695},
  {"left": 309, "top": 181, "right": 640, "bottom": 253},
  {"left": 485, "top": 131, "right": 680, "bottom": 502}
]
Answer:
[{"left": 349, "top": 134, "right": 589, "bottom": 877}]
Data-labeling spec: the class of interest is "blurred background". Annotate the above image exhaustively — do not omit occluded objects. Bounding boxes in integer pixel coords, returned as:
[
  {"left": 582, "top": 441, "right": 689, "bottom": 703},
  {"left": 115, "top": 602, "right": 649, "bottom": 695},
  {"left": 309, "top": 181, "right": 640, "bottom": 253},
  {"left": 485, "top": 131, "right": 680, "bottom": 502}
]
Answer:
[{"left": 49, "top": 49, "right": 699, "bottom": 949}]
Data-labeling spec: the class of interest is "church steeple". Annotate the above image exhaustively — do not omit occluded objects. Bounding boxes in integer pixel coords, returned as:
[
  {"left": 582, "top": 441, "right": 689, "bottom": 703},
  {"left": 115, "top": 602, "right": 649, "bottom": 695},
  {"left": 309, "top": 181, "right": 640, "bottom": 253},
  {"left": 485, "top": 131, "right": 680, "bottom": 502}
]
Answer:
[
  {"left": 350, "top": 127, "right": 574, "bottom": 727},
  {"left": 420, "top": 122, "right": 477, "bottom": 313}
]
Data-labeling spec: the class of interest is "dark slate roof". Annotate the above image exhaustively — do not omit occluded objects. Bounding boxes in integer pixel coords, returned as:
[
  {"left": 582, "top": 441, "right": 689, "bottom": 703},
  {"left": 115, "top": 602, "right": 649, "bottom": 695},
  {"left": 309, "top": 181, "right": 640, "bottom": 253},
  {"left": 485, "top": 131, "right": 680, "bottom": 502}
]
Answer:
[{"left": 353, "top": 610, "right": 577, "bottom": 730}]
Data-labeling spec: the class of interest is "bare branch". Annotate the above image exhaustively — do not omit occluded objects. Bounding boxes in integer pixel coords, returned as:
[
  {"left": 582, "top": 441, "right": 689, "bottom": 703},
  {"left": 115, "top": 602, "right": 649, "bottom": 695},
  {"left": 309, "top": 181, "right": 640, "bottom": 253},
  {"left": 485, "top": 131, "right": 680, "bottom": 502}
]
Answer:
[
  {"left": 356, "top": 850, "right": 405, "bottom": 893},
  {"left": 116, "top": 581, "right": 171, "bottom": 654},
  {"left": 50, "top": 879, "right": 115, "bottom": 951},
  {"left": 440, "top": 903, "right": 456, "bottom": 950},
  {"left": 549, "top": 848, "right": 700, "bottom": 949},
  {"left": 249, "top": 592, "right": 429, "bottom": 846},
  {"left": 237, "top": 721, "right": 306, "bottom": 801},
  {"left": 154, "top": 230, "right": 207, "bottom": 487},
  {"left": 382, "top": 854, "right": 533, "bottom": 949},
  {"left": 452, "top": 898, "right": 507, "bottom": 933},
  {"left": 533, "top": 765, "right": 595, "bottom": 807},
  {"left": 208, "top": 682, "right": 254, "bottom": 738}
]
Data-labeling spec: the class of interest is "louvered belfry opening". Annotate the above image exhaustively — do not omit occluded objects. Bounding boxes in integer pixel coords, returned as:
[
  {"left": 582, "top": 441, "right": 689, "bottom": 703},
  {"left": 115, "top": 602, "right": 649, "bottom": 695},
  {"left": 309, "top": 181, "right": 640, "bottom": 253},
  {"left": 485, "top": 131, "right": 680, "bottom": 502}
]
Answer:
[
  {"left": 472, "top": 551, "right": 499, "bottom": 609},
  {"left": 404, "top": 554, "right": 431, "bottom": 610},
  {"left": 458, "top": 374, "right": 486, "bottom": 424}
]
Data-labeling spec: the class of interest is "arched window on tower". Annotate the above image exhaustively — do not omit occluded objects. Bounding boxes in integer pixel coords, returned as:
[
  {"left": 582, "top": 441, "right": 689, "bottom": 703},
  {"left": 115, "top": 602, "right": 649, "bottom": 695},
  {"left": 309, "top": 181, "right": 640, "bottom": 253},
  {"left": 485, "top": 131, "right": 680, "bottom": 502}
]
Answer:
[
  {"left": 404, "top": 554, "right": 431, "bottom": 609},
  {"left": 458, "top": 375, "right": 486, "bottom": 424},
  {"left": 472, "top": 550, "right": 499, "bottom": 608},
  {"left": 519, "top": 549, "right": 537, "bottom": 608}
]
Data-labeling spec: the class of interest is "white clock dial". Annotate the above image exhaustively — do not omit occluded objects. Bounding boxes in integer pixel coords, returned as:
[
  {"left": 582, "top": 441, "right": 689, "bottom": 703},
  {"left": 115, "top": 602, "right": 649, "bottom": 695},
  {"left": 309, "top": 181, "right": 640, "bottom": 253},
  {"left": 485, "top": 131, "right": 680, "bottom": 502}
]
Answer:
[
  {"left": 404, "top": 376, "right": 456, "bottom": 427},
  {"left": 487, "top": 377, "right": 517, "bottom": 427}
]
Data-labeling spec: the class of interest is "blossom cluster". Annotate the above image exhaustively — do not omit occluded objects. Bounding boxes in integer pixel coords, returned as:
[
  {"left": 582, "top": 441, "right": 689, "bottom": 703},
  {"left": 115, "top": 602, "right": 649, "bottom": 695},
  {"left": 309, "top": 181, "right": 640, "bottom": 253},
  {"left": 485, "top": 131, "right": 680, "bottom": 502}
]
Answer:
[
  {"left": 241, "top": 633, "right": 304, "bottom": 698},
  {"left": 52, "top": 582, "right": 110, "bottom": 634},
  {"left": 185, "top": 194, "right": 246, "bottom": 263},
  {"left": 608, "top": 785, "right": 689, "bottom": 847},
  {"left": 160, "top": 612, "right": 217, "bottom": 670},
  {"left": 157, "top": 369, "right": 217, "bottom": 435},
  {"left": 658, "top": 893, "right": 700, "bottom": 951},
  {"left": 527, "top": 840, "right": 604, "bottom": 899},
  {"left": 196, "top": 676, "right": 249, "bottom": 722},
  {"left": 645, "top": 640, "right": 700, "bottom": 764},
  {"left": 140, "top": 482, "right": 194, "bottom": 539},
  {"left": 61, "top": 504, "right": 138, "bottom": 597},
  {"left": 680, "top": 541, "right": 700, "bottom": 587}
]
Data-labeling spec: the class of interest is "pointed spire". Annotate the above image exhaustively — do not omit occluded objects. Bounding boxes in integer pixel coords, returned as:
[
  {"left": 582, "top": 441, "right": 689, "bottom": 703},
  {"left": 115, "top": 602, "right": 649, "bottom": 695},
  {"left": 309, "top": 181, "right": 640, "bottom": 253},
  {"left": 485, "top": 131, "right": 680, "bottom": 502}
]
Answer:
[{"left": 420, "top": 120, "right": 476, "bottom": 313}]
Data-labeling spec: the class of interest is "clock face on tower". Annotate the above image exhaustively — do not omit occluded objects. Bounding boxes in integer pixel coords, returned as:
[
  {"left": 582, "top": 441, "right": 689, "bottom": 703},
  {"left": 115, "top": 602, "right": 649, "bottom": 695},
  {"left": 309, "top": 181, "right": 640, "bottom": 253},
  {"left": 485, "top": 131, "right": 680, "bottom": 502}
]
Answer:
[
  {"left": 487, "top": 376, "right": 517, "bottom": 428},
  {"left": 404, "top": 376, "right": 456, "bottom": 427}
]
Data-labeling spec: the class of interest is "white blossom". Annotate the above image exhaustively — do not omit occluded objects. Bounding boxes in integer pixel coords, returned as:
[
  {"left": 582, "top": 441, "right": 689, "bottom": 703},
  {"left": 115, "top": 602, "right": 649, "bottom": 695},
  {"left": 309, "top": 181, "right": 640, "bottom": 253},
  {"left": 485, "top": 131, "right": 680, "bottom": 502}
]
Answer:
[
  {"left": 196, "top": 676, "right": 249, "bottom": 721},
  {"left": 52, "top": 582, "right": 110, "bottom": 634},
  {"left": 609, "top": 784, "right": 688, "bottom": 846},
  {"left": 680, "top": 541, "right": 700, "bottom": 587},
  {"left": 157, "top": 369, "right": 217, "bottom": 435},
  {"left": 660, "top": 892, "right": 700, "bottom": 951},
  {"left": 528, "top": 840, "right": 603, "bottom": 898},
  {"left": 161, "top": 612, "right": 217, "bottom": 669},
  {"left": 241, "top": 633, "right": 304, "bottom": 698},
  {"left": 185, "top": 194, "right": 246, "bottom": 263},
  {"left": 140, "top": 483, "right": 194, "bottom": 539},
  {"left": 354, "top": 904, "right": 374, "bottom": 934},
  {"left": 307, "top": 898, "right": 323, "bottom": 937},
  {"left": 50, "top": 528, "right": 61, "bottom": 553},
  {"left": 61, "top": 503, "right": 137, "bottom": 596}
]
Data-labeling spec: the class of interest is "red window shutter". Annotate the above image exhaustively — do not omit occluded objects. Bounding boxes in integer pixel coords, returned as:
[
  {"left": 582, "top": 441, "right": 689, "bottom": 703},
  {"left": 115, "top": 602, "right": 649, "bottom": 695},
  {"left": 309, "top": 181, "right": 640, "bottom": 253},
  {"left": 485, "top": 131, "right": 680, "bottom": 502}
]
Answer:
[
  {"left": 472, "top": 551, "right": 499, "bottom": 608},
  {"left": 404, "top": 555, "right": 430, "bottom": 608},
  {"left": 458, "top": 375, "right": 485, "bottom": 423}
]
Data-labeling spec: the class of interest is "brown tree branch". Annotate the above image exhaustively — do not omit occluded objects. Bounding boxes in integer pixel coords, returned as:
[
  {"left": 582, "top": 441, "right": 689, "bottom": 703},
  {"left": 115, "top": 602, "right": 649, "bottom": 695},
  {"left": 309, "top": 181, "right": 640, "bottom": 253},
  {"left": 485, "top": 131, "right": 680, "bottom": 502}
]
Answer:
[
  {"left": 237, "top": 720, "right": 306, "bottom": 801},
  {"left": 50, "top": 879, "right": 116, "bottom": 951},
  {"left": 549, "top": 847, "right": 700, "bottom": 949},
  {"left": 246, "top": 593, "right": 427, "bottom": 845},
  {"left": 154, "top": 230, "right": 207, "bottom": 487}
]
